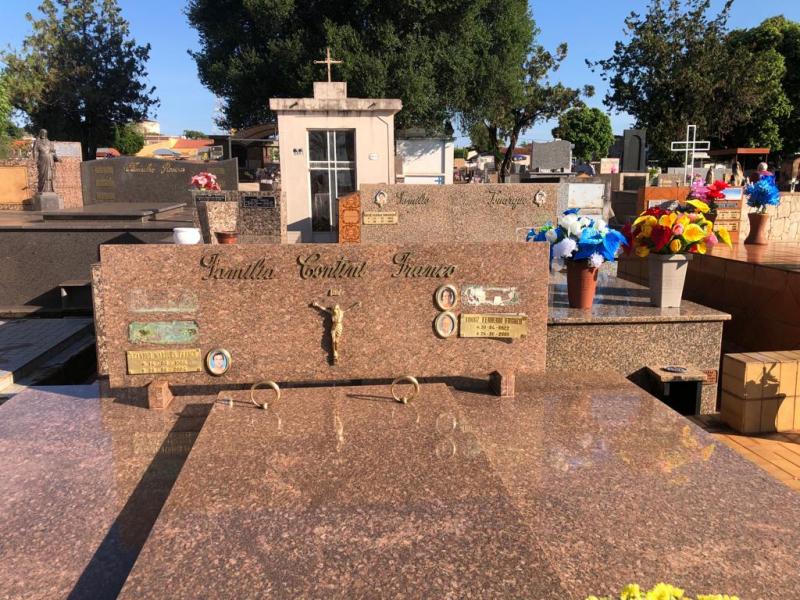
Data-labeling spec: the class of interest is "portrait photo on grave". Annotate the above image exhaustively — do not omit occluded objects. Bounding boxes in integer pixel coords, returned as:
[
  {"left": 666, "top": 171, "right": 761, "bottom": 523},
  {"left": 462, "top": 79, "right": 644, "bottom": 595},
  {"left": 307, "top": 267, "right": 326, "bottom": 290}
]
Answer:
[
  {"left": 434, "top": 284, "right": 459, "bottom": 311},
  {"left": 434, "top": 311, "right": 458, "bottom": 338},
  {"left": 205, "top": 348, "right": 231, "bottom": 376}
]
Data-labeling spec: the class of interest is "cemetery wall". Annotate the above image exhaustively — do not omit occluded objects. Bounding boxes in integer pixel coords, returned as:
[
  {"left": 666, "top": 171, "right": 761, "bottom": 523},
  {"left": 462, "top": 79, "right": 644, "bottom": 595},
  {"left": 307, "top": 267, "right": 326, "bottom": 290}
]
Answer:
[{"left": 0, "top": 155, "right": 82, "bottom": 210}]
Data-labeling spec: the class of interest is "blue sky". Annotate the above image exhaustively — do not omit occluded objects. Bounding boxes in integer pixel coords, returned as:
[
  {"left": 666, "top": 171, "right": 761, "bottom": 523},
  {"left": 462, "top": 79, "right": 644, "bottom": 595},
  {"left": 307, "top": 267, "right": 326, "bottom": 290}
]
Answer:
[{"left": 2, "top": 0, "right": 800, "bottom": 145}]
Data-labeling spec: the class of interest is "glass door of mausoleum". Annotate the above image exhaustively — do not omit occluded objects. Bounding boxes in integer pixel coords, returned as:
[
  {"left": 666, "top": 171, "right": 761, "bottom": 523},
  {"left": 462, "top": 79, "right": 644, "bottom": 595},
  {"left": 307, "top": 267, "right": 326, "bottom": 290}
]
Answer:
[{"left": 308, "top": 130, "right": 356, "bottom": 242}]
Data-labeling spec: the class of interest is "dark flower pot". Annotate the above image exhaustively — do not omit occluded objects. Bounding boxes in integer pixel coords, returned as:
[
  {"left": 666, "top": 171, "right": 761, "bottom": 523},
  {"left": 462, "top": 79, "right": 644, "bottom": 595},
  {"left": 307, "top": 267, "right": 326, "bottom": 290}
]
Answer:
[
  {"left": 216, "top": 231, "right": 238, "bottom": 244},
  {"left": 566, "top": 260, "right": 598, "bottom": 309},
  {"left": 744, "top": 213, "right": 769, "bottom": 245}
]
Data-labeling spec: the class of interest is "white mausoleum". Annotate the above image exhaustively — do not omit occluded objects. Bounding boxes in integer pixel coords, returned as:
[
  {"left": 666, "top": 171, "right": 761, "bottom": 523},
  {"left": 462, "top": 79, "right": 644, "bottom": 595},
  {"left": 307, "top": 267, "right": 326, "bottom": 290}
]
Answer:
[{"left": 270, "top": 69, "right": 402, "bottom": 242}]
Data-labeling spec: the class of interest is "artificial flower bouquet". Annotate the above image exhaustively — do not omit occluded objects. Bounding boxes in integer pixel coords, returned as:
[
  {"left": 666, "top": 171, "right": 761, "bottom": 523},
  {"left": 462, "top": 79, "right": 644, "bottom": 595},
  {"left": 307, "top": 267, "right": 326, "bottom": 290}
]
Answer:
[
  {"left": 688, "top": 177, "right": 729, "bottom": 218},
  {"left": 586, "top": 582, "right": 738, "bottom": 600},
  {"left": 527, "top": 208, "right": 628, "bottom": 268},
  {"left": 624, "top": 201, "right": 732, "bottom": 258},
  {"left": 746, "top": 173, "right": 780, "bottom": 213},
  {"left": 190, "top": 171, "right": 221, "bottom": 191}
]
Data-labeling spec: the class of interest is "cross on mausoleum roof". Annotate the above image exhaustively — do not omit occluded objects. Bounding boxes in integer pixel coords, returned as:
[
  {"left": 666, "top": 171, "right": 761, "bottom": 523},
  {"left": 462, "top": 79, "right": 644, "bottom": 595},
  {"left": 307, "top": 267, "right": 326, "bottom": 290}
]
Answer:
[{"left": 314, "top": 47, "right": 343, "bottom": 83}]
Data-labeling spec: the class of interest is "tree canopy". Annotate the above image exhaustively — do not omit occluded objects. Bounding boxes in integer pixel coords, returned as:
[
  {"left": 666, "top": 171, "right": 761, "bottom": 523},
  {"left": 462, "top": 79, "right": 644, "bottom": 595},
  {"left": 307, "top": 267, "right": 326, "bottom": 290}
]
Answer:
[
  {"left": 113, "top": 123, "right": 145, "bottom": 155},
  {"left": 552, "top": 107, "right": 614, "bottom": 161},
  {"left": 2, "top": 0, "right": 158, "bottom": 159},
  {"left": 183, "top": 129, "right": 208, "bottom": 139},
  {"left": 590, "top": 0, "right": 791, "bottom": 164}
]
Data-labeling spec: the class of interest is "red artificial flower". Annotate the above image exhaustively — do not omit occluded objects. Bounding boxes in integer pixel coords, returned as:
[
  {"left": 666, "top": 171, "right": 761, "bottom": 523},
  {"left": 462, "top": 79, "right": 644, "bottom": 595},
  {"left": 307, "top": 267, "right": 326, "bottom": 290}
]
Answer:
[
  {"left": 650, "top": 224, "right": 672, "bottom": 251},
  {"left": 706, "top": 180, "right": 729, "bottom": 200},
  {"left": 644, "top": 207, "right": 669, "bottom": 218}
]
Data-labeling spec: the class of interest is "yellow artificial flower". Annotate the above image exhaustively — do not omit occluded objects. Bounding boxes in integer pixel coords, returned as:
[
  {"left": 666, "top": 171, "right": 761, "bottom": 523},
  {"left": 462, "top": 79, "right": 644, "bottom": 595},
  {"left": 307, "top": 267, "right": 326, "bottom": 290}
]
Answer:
[
  {"left": 716, "top": 226, "right": 732, "bottom": 248},
  {"left": 676, "top": 215, "right": 690, "bottom": 227},
  {"left": 686, "top": 199, "right": 710, "bottom": 213},
  {"left": 659, "top": 212, "right": 677, "bottom": 227},
  {"left": 645, "top": 582, "right": 684, "bottom": 600},
  {"left": 634, "top": 214, "right": 657, "bottom": 227},
  {"left": 642, "top": 224, "right": 653, "bottom": 237},
  {"left": 683, "top": 223, "right": 705, "bottom": 243},
  {"left": 621, "top": 583, "right": 643, "bottom": 600},
  {"left": 694, "top": 241, "right": 707, "bottom": 254},
  {"left": 635, "top": 245, "right": 651, "bottom": 258},
  {"left": 669, "top": 238, "right": 682, "bottom": 253}
]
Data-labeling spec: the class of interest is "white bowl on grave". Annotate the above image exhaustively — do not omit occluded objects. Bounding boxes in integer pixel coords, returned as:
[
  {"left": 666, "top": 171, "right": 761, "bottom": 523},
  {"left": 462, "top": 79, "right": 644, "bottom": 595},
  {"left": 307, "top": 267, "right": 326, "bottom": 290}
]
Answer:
[{"left": 173, "top": 227, "right": 202, "bottom": 245}]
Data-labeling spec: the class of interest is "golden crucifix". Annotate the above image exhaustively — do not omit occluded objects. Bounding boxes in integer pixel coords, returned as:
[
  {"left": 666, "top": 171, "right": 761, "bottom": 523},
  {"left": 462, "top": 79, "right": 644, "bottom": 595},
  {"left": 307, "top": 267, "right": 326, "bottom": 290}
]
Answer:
[
  {"left": 314, "top": 47, "right": 343, "bottom": 83},
  {"left": 311, "top": 301, "right": 361, "bottom": 365}
]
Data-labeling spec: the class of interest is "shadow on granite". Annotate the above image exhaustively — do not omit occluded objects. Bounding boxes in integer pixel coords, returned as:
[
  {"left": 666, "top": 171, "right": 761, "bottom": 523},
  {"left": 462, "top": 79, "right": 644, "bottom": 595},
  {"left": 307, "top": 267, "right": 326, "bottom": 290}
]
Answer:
[{"left": 0, "top": 386, "right": 210, "bottom": 600}]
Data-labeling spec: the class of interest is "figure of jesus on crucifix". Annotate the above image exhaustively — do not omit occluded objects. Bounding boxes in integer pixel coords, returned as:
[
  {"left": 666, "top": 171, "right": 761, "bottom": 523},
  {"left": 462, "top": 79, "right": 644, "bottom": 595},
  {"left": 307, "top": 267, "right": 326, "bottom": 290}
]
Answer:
[
  {"left": 310, "top": 301, "right": 361, "bottom": 365},
  {"left": 315, "top": 47, "right": 342, "bottom": 82}
]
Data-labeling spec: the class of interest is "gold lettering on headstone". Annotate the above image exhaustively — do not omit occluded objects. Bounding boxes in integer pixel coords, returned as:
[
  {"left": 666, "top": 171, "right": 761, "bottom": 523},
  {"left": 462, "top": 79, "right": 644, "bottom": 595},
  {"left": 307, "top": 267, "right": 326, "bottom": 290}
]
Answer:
[
  {"left": 94, "top": 166, "right": 114, "bottom": 174},
  {"left": 459, "top": 314, "right": 528, "bottom": 338},
  {"left": 95, "top": 191, "right": 116, "bottom": 201},
  {"left": 297, "top": 253, "right": 367, "bottom": 279},
  {"left": 96, "top": 179, "right": 115, "bottom": 187},
  {"left": 487, "top": 191, "right": 528, "bottom": 209},
  {"left": 127, "top": 348, "right": 202, "bottom": 374},
  {"left": 397, "top": 191, "right": 429, "bottom": 205},
  {"left": 200, "top": 253, "right": 275, "bottom": 280},
  {"left": 363, "top": 211, "right": 398, "bottom": 225},
  {"left": 391, "top": 252, "right": 455, "bottom": 278}
]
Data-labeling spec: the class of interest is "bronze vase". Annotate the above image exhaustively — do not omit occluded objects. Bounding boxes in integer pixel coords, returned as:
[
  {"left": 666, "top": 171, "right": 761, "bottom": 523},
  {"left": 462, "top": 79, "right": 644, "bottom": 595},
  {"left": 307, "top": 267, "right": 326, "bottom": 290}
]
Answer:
[
  {"left": 216, "top": 231, "right": 238, "bottom": 244},
  {"left": 566, "top": 260, "right": 598, "bottom": 309}
]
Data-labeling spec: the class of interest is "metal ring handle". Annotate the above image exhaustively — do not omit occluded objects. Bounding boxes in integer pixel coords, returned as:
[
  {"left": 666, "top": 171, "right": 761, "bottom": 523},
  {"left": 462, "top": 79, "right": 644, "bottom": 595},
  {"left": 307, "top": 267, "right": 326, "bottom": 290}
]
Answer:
[
  {"left": 250, "top": 380, "right": 281, "bottom": 410},
  {"left": 391, "top": 375, "right": 420, "bottom": 404}
]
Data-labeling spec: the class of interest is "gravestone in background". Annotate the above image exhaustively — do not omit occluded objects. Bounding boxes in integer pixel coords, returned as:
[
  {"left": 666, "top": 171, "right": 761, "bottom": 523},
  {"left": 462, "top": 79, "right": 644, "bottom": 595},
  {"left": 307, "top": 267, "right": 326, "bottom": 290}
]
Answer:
[
  {"left": 621, "top": 129, "right": 647, "bottom": 173},
  {"left": 195, "top": 191, "right": 287, "bottom": 244},
  {"left": 530, "top": 141, "right": 573, "bottom": 172},
  {"left": 81, "top": 157, "right": 238, "bottom": 206},
  {"left": 351, "top": 184, "right": 560, "bottom": 244}
]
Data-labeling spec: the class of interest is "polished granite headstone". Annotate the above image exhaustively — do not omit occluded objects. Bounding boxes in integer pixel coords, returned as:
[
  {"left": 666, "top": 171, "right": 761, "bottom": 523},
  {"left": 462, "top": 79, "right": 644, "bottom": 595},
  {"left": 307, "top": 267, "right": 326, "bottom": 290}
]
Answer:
[
  {"left": 95, "top": 242, "right": 549, "bottom": 393},
  {"left": 81, "top": 157, "right": 238, "bottom": 207},
  {"left": 118, "top": 376, "right": 800, "bottom": 598}
]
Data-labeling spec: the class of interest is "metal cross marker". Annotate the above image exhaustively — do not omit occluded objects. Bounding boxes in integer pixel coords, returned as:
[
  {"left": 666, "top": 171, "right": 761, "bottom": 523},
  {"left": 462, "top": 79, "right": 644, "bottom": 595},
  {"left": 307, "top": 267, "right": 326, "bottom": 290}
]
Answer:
[
  {"left": 314, "top": 47, "right": 343, "bottom": 83},
  {"left": 670, "top": 124, "right": 710, "bottom": 184}
]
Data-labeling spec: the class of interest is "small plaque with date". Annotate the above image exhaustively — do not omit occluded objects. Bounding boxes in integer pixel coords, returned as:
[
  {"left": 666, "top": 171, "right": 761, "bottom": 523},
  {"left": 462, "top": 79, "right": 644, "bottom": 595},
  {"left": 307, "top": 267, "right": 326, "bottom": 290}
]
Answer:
[
  {"left": 363, "top": 211, "right": 398, "bottom": 225},
  {"left": 127, "top": 348, "right": 203, "bottom": 375},
  {"left": 241, "top": 195, "right": 276, "bottom": 209},
  {"left": 459, "top": 314, "right": 528, "bottom": 339}
]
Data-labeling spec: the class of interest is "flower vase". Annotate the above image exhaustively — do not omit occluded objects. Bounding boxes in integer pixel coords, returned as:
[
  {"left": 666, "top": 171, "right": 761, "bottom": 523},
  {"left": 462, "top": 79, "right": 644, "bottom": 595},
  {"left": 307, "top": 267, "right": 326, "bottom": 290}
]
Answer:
[
  {"left": 648, "top": 254, "right": 692, "bottom": 308},
  {"left": 566, "top": 260, "right": 598, "bottom": 309},
  {"left": 744, "top": 212, "right": 770, "bottom": 245},
  {"left": 215, "top": 231, "right": 238, "bottom": 244}
]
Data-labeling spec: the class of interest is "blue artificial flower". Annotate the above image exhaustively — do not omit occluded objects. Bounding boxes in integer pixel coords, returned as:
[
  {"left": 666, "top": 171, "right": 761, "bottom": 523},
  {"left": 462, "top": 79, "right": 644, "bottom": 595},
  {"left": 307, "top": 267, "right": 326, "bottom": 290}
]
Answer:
[
  {"left": 746, "top": 175, "right": 781, "bottom": 208},
  {"left": 601, "top": 229, "right": 627, "bottom": 260},
  {"left": 563, "top": 208, "right": 581, "bottom": 215}
]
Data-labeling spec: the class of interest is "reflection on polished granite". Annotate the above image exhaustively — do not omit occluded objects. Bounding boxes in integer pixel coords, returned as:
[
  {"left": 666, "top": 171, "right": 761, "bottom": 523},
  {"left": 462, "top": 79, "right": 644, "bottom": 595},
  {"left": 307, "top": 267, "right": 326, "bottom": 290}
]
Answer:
[
  {"left": 120, "top": 377, "right": 800, "bottom": 599},
  {"left": 0, "top": 385, "right": 210, "bottom": 600},
  {"left": 708, "top": 241, "right": 800, "bottom": 271},
  {"left": 120, "top": 385, "right": 567, "bottom": 598},
  {"left": 548, "top": 271, "right": 730, "bottom": 324}
]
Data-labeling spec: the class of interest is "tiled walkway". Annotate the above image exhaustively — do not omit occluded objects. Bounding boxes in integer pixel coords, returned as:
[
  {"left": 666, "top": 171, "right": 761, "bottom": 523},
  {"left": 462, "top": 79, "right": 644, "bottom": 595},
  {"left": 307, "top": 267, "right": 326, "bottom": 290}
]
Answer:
[{"left": 690, "top": 414, "right": 800, "bottom": 492}]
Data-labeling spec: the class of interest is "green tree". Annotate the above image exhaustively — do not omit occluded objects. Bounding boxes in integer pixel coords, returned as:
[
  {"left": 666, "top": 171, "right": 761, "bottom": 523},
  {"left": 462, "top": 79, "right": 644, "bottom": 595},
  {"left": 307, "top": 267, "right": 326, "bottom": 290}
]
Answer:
[
  {"left": 186, "top": 0, "right": 532, "bottom": 132},
  {"left": 2, "top": 0, "right": 158, "bottom": 159},
  {"left": 462, "top": 32, "right": 590, "bottom": 181},
  {"left": 0, "top": 73, "right": 15, "bottom": 157},
  {"left": 183, "top": 129, "right": 208, "bottom": 139},
  {"left": 590, "top": 0, "right": 788, "bottom": 163},
  {"left": 113, "top": 123, "right": 144, "bottom": 155},
  {"left": 727, "top": 16, "right": 799, "bottom": 156},
  {"left": 552, "top": 107, "right": 614, "bottom": 161}
]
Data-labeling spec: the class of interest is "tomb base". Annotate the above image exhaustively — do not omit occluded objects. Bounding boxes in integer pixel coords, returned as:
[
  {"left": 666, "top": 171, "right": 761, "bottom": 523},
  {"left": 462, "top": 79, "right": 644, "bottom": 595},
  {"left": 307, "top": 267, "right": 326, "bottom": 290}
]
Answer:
[{"left": 33, "top": 192, "right": 63, "bottom": 211}]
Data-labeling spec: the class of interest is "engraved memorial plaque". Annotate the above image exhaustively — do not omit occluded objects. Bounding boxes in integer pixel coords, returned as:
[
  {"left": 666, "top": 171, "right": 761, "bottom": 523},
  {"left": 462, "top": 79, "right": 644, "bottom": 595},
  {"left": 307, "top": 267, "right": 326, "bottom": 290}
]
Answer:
[
  {"left": 363, "top": 211, "right": 399, "bottom": 225},
  {"left": 129, "top": 321, "right": 199, "bottom": 344},
  {"left": 127, "top": 349, "right": 203, "bottom": 375},
  {"left": 460, "top": 314, "right": 528, "bottom": 339},
  {"left": 241, "top": 195, "right": 276, "bottom": 209}
]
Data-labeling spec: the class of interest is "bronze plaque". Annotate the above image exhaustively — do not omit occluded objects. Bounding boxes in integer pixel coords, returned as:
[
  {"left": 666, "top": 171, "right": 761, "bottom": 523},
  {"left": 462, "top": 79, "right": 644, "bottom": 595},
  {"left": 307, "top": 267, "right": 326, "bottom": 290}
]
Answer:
[
  {"left": 126, "top": 348, "right": 203, "bottom": 374},
  {"left": 459, "top": 314, "right": 528, "bottom": 339},
  {"left": 363, "top": 211, "right": 399, "bottom": 225}
]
